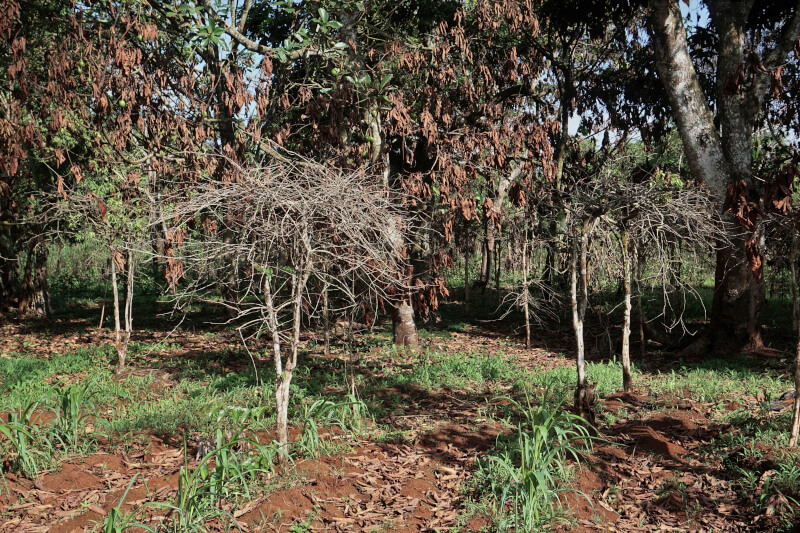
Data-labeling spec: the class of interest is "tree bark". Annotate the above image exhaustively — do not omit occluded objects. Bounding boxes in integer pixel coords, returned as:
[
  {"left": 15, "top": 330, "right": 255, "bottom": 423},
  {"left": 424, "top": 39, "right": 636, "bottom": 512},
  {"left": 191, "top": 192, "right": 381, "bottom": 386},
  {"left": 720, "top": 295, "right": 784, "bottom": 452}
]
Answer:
[
  {"left": 636, "top": 242, "right": 646, "bottom": 358},
  {"left": 392, "top": 301, "right": 419, "bottom": 350},
  {"left": 0, "top": 238, "right": 17, "bottom": 311},
  {"left": 646, "top": 0, "right": 800, "bottom": 351},
  {"left": 464, "top": 250, "right": 470, "bottom": 316},
  {"left": 18, "top": 237, "right": 50, "bottom": 317},
  {"left": 523, "top": 240, "right": 531, "bottom": 349},
  {"left": 271, "top": 244, "right": 313, "bottom": 454},
  {"left": 621, "top": 230, "right": 633, "bottom": 391},
  {"left": 789, "top": 228, "right": 800, "bottom": 447},
  {"left": 322, "top": 281, "right": 330, "bottom": 357},
  {"left": 479, "top": 219, "right": 495, "bottom": 290},
  {"left": 119, "top": 251, "right": 134, "bottom": 374},
  {"left": 111, "top": 250, "right": 133, "bottom": 375},
  {"left": 111, "top": 255, "right": 121, "bottom": 367},
  {"left": 478, "top": 169, "right": 518, "bottom": 289},
  {"left": 572, "top": 220, "right": 594, "bottom": 423},
  {"left": 494, "top": 237, "right": 502, "bottom": 292}
]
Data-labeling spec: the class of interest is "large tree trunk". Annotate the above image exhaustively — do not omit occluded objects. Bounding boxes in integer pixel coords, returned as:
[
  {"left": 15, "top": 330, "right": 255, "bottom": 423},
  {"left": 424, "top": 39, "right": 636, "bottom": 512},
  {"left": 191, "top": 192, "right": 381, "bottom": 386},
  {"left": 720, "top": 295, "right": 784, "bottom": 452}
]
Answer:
[
  {"left": 0, "top": 238, "right": 17, "bottom": 311},
  {"left": 392, "top": 301, "right": 419, "bottom": 349},
  {"left": 647, "top": 0, "right": 800, "bottom": 352},
  {"left": 18, "top": 237, "right": 50, "bottom": 317}
]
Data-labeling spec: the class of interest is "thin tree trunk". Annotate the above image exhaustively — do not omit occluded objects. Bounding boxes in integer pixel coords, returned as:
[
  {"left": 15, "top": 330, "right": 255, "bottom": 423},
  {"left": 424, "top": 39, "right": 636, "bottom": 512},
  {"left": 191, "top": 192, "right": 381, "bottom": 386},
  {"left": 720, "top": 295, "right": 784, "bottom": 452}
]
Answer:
[
  {"left": 794, "top": 232, "right": 800, "bottom": 336},
  {"left": 494, "top": 237, "right": 502, "bottom": 292},
  {"left": 264, "top": 276, "right": 288, "bottom": 451},
  {"left": 98, "top": 280, "right": 108, "bottom": 330},
  {"left": 478, "top": 169, "right": 518, "bottom": 290},
  {"left": 621, "top": 230, "right": 632, "bottom": 391},
  {"left": 273, "top": 248, "right": 313, "bottom": 455},
  {"left": 636, "top": 243, "right": 646, "bottom": 359},
  {"left": 322, "top": 281, "right": 330, "bottom": 357},
  {"left": 464, "top": 251, "right": 470, "bottom": 316},
  {"left": 523, "top": 240, "right": 531, "bottom": 349},
  {"left": 571, "top": 228, "right": 585, "bottom": 388},
  {"left": 111, "top": 254, "right": 122, "bottom": 371},
  {"left": 789, "top": 228, "right": 800, "bottom": 447},
  {"left": 117, "top": 251, "right": 134, "bottom": 375},
  {"left": 573, "top": 220, "right": 595, "bottom": 423},
  {"left": 479, "top": 221, "right": 494, "bottom": 290}
]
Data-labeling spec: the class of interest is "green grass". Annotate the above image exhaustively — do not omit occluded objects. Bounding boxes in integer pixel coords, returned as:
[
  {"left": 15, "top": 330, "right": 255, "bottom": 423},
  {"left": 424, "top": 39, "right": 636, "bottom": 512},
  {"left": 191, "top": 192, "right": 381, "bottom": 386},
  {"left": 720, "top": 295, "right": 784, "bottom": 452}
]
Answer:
[
  {"left": 522, "top": 359, "right": 633, "bottom": 398},
  {"left": 647, "top": 354, "right": 789, "bottom": 403},
  {"left": 470, "top": 394, "right": 594, "bottom": 531}
]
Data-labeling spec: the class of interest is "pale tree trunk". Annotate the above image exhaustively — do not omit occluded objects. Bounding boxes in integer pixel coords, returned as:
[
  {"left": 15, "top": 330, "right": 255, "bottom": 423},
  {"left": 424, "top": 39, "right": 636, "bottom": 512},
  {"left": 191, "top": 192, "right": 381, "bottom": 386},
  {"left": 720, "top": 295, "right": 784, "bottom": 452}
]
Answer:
[
  {"left": 789, "top": 228, "right": 800, "bottom": 447},
  {"left": 121, "top": 251, "right": 134, "bottom": 373},
  {"left": 263, "top": 277, "right": 286, "bottom": 449},
  {"left": 572, "top": 220, "right": 594, "bottom": 421},
  {"left": 522, "top": 240, "right": 531, "bottom": 349},
  {"left": 621, "top": 230, "right": 633, "bottom": 391},
  {"left": 111, "top": 256, "right": 121, "bottom": 367},
  {"left": 272, "top": 247, "right": 313, "bottom": 455},
  {"left": 322, "top": 281, "right": 330, "bottom": 357},
  {"left": 648, "top": 0, "right": 800, "bottom": 352},
  {"left": 636, "top": 243, "right": 646, "bottom": 359},
  {"left": 111, "top": 250, "right": 133, "bottom": 375}
]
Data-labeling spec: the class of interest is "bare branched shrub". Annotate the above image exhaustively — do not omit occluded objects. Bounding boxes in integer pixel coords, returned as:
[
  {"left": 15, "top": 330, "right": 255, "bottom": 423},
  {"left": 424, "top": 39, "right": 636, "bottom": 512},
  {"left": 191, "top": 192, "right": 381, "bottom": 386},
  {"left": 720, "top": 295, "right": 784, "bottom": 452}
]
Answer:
[
  {"left": 563, "top": 175, "right": 732, "bottom": 399},
  {"left": 158, "top": 155, "right": 407, "bottom": 449},
  {"left": 38, "top": 173, "right": 149, "bottom": 374}
]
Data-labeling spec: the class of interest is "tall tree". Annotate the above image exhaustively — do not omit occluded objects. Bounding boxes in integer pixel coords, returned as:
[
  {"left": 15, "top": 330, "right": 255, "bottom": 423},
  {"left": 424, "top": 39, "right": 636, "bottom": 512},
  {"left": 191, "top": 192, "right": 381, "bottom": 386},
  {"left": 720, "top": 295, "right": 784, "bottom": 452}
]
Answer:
[{"left": 647, "top": 0, "right": 800, "bottom": 351}]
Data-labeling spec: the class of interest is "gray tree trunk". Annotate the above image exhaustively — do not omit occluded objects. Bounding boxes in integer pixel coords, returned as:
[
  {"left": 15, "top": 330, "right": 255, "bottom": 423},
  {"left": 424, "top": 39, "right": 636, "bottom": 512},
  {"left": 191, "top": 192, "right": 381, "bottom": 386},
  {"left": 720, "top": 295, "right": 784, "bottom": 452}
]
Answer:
[
  {"left": 789, "top": 229, "right": 800, "bottom": 447},
  {"left": 647, "top": 0, "right": 800, "bottom": 351},
  {"left": 621, "top": 230, "right": 632, "bottom": 391}
]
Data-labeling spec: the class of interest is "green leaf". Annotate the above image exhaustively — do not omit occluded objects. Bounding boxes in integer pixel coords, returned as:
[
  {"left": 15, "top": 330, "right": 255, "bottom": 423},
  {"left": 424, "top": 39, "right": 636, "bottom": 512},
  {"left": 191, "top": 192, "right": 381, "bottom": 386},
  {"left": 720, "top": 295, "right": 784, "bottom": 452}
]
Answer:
[
  {"left": 318, "top": 7, "right": 329, "bottom": 23},
  {"left": 253, "top": 264, "right": 274, "bottom": 277}
]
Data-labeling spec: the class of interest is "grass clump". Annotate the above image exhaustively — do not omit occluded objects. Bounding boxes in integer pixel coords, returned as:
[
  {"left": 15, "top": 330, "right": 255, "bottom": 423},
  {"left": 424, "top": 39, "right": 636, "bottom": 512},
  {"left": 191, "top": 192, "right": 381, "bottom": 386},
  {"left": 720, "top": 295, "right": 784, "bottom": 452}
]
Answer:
[{"left": 472, "top": 394, "right": 594, "bottom": 531}]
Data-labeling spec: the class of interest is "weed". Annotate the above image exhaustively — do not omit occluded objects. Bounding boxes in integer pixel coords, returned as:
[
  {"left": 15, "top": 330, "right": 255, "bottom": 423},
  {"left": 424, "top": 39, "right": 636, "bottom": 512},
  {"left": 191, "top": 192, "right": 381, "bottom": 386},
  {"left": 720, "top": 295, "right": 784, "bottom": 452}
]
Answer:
[
  {"left": 50, "top": 378, "right": 101, "bottom": 450},
  {"left": 0, "top": 401, "right": 53, "bottom": 477},
  {"left": 0, "top": 421, "right": 38, "bottom": 478},
  {"left": 473, "top": 394, "right": 594, "bottom": 531},
  {"left": 98, "top": 474, "right": 153, "bottom": 533},
  {"left": 297, "top": 395, "right": 370, "bottom": 457}
]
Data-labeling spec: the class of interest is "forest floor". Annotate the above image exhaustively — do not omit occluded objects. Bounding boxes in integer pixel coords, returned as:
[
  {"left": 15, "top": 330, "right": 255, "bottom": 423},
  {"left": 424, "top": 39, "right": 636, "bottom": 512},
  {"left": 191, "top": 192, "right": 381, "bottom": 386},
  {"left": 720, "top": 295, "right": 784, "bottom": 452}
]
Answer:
[{"left": 1, "top": 294, "right": 799, "bottom": 532}]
